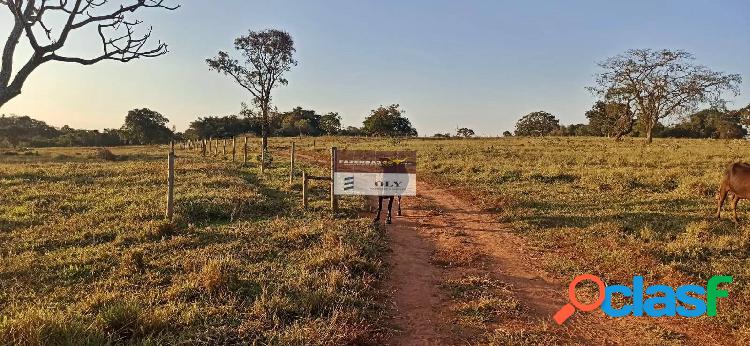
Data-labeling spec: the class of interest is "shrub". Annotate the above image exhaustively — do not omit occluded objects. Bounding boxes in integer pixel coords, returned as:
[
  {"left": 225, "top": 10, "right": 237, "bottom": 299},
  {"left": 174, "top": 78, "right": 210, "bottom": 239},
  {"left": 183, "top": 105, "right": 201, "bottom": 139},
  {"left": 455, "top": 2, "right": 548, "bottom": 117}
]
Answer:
[{"left": 93, "top": 148, "right": 117, "bottom": 161}]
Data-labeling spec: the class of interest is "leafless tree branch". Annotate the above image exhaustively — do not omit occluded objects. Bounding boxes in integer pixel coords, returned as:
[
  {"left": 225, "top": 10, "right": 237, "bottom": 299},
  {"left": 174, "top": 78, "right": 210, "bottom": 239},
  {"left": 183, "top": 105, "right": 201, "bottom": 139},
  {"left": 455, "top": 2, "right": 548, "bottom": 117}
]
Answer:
[{"left": 0, "top": 0, "right": 179, "bottom": 108}]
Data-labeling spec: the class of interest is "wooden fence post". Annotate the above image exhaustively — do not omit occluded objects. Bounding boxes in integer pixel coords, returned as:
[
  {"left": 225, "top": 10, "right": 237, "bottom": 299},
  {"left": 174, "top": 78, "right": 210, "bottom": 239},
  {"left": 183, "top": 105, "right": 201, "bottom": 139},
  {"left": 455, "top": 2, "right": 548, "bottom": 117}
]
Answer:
[
  {"left": 302, "top": 170, "right": 308, "bottom": 208},
  {"left": 201, "top": 139, "right": 206, "bottom": 156},
  {"left": 232, "top": 137, "right": 236, "bottom": 162},
  {"left": 330, "top": 146, "right": 338, "bottom": 213},
  {"left": 289, "top": 142, "right": 295, "bottom": 184},
  {"left": 166, "top": 141, "right": 175, "bottom": 221},
  {"left": 243, "top": 136, "right": 248, "bottom": 164},
  {"left": 261, "top": 138, "right": 265, "bottom": 174},
  {"left": 223, "top": 139, "right": 227, "bottom": 157},
  {"left": 208, "top": 137, "right": 212, "bottom": 155}
]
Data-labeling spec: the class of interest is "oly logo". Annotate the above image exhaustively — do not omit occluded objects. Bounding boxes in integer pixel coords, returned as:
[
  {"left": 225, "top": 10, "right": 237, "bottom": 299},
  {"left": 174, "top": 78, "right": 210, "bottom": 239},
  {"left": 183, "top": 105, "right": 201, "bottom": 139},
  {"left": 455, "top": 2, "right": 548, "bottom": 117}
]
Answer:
[{"left": 374, "top": 181, "right": 403, "bottom": 187}]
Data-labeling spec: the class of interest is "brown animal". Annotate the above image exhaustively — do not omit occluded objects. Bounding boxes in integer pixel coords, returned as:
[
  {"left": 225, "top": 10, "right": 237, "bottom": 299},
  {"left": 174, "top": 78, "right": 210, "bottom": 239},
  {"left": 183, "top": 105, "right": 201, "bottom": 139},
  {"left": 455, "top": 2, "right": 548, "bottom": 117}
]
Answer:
[
  {"left": 716, "top": 162, "right": 750, "bottom": 222},
  {"left": 365, "top": 195, "right": 402, "bottom": 224}
]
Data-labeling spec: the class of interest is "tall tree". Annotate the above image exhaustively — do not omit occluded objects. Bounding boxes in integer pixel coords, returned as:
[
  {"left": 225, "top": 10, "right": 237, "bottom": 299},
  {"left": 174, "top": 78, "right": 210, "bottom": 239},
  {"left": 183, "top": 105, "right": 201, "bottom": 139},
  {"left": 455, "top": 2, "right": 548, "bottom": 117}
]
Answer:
[
  {"left": 589, "top": 49, "right": 741, "bottom": 143},
  {"left": 319, "top": 112, "right": 342, "bottom": 135},
  {"left": 514, "top": 111, "right": 559, "bottom": 136},
  {"left": 0, "top": 0, "right": 179, "bottom": 109},
  {"left": 206, "top": 29, "right": 297, "bottom": 149},
  {"left": 361, "top": 104, "right": 417, "bottom": 137},
  {"left": 120, "top": 108, "right": 172, "bottom": 144}
]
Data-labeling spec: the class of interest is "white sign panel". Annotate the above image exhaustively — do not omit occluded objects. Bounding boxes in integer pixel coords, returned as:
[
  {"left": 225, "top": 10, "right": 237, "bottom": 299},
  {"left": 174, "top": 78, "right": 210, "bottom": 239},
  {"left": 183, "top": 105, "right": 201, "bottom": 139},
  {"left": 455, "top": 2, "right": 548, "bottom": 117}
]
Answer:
[{"left": 334, "top": 172, "right": 417, "bottom": 196}]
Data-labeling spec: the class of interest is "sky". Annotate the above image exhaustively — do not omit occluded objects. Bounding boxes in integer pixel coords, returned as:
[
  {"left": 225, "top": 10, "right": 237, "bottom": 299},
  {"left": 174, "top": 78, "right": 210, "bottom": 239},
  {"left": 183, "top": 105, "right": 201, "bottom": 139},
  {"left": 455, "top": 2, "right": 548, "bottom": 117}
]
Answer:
[{"left": 1, "top": 0, "right": 749, "bottom": 135}]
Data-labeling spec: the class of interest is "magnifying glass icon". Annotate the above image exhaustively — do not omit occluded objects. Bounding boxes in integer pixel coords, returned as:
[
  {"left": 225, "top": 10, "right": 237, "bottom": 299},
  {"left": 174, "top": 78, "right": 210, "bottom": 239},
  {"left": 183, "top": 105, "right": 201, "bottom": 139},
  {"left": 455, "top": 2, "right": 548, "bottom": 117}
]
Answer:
[{"left": 553, "top": 274, "right": 606, "bottom": 325}]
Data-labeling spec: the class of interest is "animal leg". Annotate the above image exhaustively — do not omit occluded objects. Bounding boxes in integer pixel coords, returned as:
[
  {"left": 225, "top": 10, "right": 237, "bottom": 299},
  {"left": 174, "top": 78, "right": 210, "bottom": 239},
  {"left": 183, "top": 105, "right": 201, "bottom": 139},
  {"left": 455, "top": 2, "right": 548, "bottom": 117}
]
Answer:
[
  {"left": 716, "top": 183, "right": 729, "bottom": 219},
  {"left": 397, "top": 196, "right": 402, "bottom": 216},
  {"left": 386, "top": 196, "right": 394, "bottom": 224},
  {"left": 374, "top": 196, "right": 383, "bottom": 223},
  {"left": 732, "top": 195, "right": 740, "bottom": 223}
]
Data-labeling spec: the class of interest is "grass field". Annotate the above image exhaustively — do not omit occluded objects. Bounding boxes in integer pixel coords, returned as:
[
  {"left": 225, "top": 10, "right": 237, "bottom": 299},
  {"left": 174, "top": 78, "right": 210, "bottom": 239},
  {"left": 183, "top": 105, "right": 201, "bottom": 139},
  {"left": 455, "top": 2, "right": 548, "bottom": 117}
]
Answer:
[
  {"left": 297, "top": 136, "right": 750, "bottom": 339},
  {"left": 0, "top": 146, "right": 387, "bottom": 345},
  {"left": 2, "top": 137, "right": 750, "bottom": 344}
]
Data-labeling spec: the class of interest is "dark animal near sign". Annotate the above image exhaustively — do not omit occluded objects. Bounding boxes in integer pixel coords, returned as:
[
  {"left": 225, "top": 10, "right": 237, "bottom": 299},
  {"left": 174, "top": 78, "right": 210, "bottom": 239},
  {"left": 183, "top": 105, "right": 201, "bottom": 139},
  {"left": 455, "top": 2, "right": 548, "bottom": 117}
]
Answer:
[
  {"left": 716, "top": 162, "right": 750, "bottom": 222},
  {"left": 375, "top": 196, "right": 402, "bottom": 224}
]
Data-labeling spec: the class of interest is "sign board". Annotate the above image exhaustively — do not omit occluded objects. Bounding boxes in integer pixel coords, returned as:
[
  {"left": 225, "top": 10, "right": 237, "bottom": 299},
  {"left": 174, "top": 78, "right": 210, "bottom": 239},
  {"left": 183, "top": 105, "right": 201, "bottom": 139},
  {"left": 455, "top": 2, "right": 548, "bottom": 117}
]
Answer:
[{"left": 333, "top": 150, "right": 417, "bottom": 196}]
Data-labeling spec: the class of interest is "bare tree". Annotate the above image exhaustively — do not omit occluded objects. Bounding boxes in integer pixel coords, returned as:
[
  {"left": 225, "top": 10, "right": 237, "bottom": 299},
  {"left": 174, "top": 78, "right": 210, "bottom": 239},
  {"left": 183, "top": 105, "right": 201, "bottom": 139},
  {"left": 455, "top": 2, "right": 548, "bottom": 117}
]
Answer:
[
  {"left": 206, "top": 29, "right": 297, "bottom": 150},
  {"left": 589, "top": 49, "right": 741, "bottom": 143},
  {"left": 0, "top": 0, "right": 179, "bottom": 109}
]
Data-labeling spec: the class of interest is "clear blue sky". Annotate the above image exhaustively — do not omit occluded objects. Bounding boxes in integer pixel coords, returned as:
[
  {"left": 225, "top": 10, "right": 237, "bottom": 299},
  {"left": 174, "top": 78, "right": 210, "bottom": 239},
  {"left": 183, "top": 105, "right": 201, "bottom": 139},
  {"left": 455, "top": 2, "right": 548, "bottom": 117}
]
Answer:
[{"left": 1, "top": 0, "right": 749, "bottom": 135}]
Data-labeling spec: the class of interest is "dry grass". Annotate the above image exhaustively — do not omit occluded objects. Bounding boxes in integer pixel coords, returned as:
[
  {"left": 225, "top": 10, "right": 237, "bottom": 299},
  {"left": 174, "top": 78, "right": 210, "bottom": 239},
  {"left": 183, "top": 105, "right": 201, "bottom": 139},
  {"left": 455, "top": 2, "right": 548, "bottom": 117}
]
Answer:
[
  {"left": 0, "top": 145, "right": 388, "bottom": 344},
  {"left": 285, "top": 136, "right": 750, "bottom": 341},
  {"left": 5, "top": 137, "right": 750, "bottom": 344}
]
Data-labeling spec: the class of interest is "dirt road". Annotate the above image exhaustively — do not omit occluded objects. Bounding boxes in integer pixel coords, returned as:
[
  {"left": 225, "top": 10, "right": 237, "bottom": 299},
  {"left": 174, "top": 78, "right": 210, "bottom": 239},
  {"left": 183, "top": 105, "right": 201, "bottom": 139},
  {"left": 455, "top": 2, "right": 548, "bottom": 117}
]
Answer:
[
  {"left": 383, "top": 180, "right": 725, "bottom": 345},
  {"left": 289, "top": 149, "right": 726, "bottom": 344}
]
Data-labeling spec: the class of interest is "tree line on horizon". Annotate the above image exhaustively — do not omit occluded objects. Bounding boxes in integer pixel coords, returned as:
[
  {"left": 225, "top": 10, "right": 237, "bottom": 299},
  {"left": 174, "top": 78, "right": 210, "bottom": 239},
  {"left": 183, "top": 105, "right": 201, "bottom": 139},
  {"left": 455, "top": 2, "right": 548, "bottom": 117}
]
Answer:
[
  {"left": 0, "top": 104, "right": 418, "bottom": 148},
  {"left": 509, "top": 103, "right": 750, "bottom": 140}
]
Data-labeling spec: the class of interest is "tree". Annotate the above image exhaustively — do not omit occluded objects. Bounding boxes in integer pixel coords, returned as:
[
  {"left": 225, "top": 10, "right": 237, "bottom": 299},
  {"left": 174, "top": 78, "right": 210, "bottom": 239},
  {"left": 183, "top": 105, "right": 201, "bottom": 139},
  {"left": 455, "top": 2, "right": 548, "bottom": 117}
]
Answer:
[
  {"left": 293, "top": 119, "right": 312, "bottom": 137},
  {"left": 502, "top": 131, "right": 512, "bottom": 137},
  {"left": 0, "top": 114, "right": 58, "bottom": 147},
  {"left": 457, "top": 127, "right": 475, "bottom": 138},
  {"left": 514, "top": 111, "right": 559, "bottom": 136},
  {"left": 585, "top": 101, "right": 614, "bottom": 136},
  {"left": 589, "top": 49, "right": 741, "bottom": 143},
  {"left": 120, "top": 108, "right": 172, "bottom": 144},
  {"left": 206, "top": 29, "right": 297, "bottom": 149},
  {"left": 0, "top": 0, "right": 179, "bottom": 109},
  {"left": 340, "top": 126, "right": 363, "bottom": 136},
  {"left": 188, "top": 115, "right": 259, "bottom": 139},
  {"left": 735, "top": 104, "right": 750, "bottom": 127},
  {"left": 319, "top": 112, "right": 341, "bottom": 135},
  {"left": 662, "top": 108, "right": 746, "bottom": 139},
  {"left": 275, "top": 107, "right": 320, "bottom": 136},
  {"left": 606, "top": 102, "right": 635, "bottom": 140},
  {"left": 554, "top": 123, "right": 592, "bottom": 136},
  {"left": 361, "top": 104, "right": 417, "bottom": 137},
  {"left": 585, "top": 101, "right": 635, "bottom": 139}
]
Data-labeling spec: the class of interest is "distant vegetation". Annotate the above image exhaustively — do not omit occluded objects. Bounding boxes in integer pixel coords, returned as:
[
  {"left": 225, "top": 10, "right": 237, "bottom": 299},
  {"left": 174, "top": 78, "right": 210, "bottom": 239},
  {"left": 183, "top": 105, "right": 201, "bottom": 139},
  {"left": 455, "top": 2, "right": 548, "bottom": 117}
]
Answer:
[
  {"left": 0, "top": 108, "right": 174, "bottom": 148},
  {"left": 512, "top": 104, "right": 750, "bottom": 139},
  {"left": 1, "top": 104, "right": 419, "bottom": 148}
]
